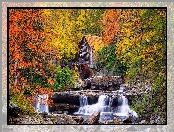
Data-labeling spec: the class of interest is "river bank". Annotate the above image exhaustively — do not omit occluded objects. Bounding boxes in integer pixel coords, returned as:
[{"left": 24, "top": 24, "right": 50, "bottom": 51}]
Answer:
[{"left": 8, "top": 84, "right": 160, "bottom": 125}]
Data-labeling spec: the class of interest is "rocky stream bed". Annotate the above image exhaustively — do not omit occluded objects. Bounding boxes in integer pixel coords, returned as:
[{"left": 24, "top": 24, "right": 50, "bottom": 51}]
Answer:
[{"left": 9, "top": 83, "right": 158, "bottom": 125}]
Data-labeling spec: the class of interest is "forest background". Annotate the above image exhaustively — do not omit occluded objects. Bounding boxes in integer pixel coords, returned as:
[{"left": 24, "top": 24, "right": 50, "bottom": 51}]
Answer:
[{"left": 8, "top": 8, "right": 166, "bottom": 123}]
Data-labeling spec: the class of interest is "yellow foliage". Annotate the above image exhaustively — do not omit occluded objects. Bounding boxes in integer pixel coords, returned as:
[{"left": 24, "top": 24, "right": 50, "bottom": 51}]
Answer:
[
  {"left": 42, "top": 9, "right": 84, "bottom": 60},
  {"left": 72, "top": 65, "right": 79, "bottom": 80}
]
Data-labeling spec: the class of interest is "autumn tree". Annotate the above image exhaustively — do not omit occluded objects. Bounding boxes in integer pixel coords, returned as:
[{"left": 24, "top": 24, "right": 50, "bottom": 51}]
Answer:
[
  {"left": 40, "top": 9, "right": 105, "bottom": 87},
  {"left": 82, "top": 9, "right": 105, "bottom": 36},
  {"left": 42, "top": 9, "right": 80, "bottom": 62},
  {"left": 42, "top": 9, "right": 104, "bottom": 61},
  {"left": 101, "top": 8, "right": 166, "bottom": 123},
  {"left": 101, "top": 9, "right": 122, "bottom": 45},
  {"left": 9, "top": 9, "right": 53, "bottom": 114}
]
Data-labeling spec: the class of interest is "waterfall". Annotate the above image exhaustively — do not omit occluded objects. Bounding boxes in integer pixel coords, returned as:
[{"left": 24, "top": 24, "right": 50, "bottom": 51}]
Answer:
[
  {"left": 74, "top": 87, "right": 138, "bottom": 121},
  {"left": 35, "top": 94, "right": 49, "bottom": 113},
  {"left": 79, "top": 95, "right": 88, "bottom": 107},
  {"left": 97, "top": 95, "right": 108, "bottom": 106},
  {"left": 116, "top": 95, "right": 130, "bottom": 116},
  {"left": 115, "top": 87, "right": 138, "bottom": 118},
  {"left": 108, "top": 97, "right": 114, "bottom": 111},
  {"left": 74, "top": 95, "right": 113, "bottom": 115},
  {"left": 117, "top": 87, "right": 129, "bottom": 115},
  {"left": 120, "top": 96, "right": 129, "bottom": 113}
]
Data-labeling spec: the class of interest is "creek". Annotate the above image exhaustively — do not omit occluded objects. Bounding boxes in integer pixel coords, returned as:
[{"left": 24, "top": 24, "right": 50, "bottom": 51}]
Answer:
[
  {"left": 73, "top": 87, "right": 138, "bottom": 122},
  {"left": 33, "top": 86, "right": 138, "bottom": 122}
]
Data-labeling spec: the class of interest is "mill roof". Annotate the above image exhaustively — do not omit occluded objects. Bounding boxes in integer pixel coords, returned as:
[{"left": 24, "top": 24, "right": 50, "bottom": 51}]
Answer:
[{"left": 83, "top": 35, "right": 106, "bottom": 48}]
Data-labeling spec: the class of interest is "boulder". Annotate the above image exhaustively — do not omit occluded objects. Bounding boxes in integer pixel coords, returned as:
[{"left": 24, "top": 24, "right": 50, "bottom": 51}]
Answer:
[
  {"left": 9, "top": 102, "right": 21, "bottom": 117},
  {"left": 112, "top": 117, "right": 123, "bottom": 124},
  {"left": 123, "top": 116, "right": 133, "bottom": 124},
  {"left": 87, "top": 112, "right": 100, "bottom": 124}
]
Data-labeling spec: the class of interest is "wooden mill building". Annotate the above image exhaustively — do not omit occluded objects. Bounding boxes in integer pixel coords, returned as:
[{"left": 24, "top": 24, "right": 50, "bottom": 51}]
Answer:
[{"left": 78, "top": 35, "right": 105, "bottom": 68}]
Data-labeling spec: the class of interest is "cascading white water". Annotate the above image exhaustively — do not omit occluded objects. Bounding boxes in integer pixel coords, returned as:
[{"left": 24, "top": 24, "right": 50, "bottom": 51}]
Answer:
[
  {"left": 35, "top": 94, "right": 49, "bottom": 113},
  {"left": 79, "top": 95, "right": 88, "bottom": 107},
  {"left": 74, "top": 87, "right": 138, "bottom": 121},
  {"left": 120, "top": 96, "right": 129, "bottom": 113},
  {"left": 74, "top": 95, "right": 113, "bottom": 115},
  {"left": 115, "top": 95, "right": 130, "bottom": 116},
  {"left": 115, "top": 86, "right": 130, "bottom": 116},
  {"left": 115, "top": 87, "right": 138, "bottom": 118},
  {"left": 35, "top": 95, "right": 41, "bottom": 112},
  {"left": 76, "top": 95, "right": 89, "bottom": 114}
]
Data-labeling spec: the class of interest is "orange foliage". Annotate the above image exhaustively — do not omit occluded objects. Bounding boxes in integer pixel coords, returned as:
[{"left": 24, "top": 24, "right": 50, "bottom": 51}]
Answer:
[
  {"left": 102, "top": 9, "right": 122, "bottom": 44},
  {"left": 48, "top": 78, "right": 54, "bottom": 86},
  {"left": 9, "top": 9, "right": 54, "bottom": 107}
]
